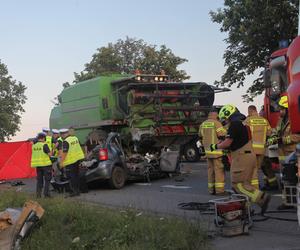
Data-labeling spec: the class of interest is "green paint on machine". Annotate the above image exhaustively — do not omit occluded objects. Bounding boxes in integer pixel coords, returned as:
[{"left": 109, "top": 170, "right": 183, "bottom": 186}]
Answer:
[{"left": 50, "top": 73, "right": 227, "bottom": 161}]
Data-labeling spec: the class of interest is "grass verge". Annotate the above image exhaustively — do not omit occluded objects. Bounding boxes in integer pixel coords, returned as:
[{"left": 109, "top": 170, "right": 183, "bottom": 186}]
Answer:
[{"left": 0, "top": 190, "right": 210, "bottom": 250}]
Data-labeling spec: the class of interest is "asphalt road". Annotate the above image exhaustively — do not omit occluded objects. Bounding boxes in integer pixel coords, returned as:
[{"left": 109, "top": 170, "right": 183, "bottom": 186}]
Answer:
[{"left": 18, "top": 161, "right": 300, "bottom": 250}]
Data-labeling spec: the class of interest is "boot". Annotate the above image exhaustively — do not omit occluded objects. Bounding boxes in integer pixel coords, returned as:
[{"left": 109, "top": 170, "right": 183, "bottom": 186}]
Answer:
[
  {"left": 215, "top": 191, "right": 231, "bottom": 196},
  {"left": 258, "top": 192, "right": 271, "bottom": 215}
]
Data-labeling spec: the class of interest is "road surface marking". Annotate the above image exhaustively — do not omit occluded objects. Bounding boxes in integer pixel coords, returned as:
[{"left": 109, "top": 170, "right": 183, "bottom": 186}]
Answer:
[
  {"left": 134, "top": 183, "right": 152, "bottom": 186},
  {"left": 161, "top": 185, "right": 192, "bottom": 189}
]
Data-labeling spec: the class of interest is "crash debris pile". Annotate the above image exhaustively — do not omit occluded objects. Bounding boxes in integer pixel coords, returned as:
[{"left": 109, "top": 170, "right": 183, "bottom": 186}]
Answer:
[{"left": 0, "top": 201, "right": 44, "bottom": 250}]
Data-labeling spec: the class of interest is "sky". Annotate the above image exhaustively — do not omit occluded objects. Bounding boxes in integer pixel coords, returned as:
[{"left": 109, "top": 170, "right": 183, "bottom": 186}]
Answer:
[{"left": 0, "top": 0, "right": 263, "bottom": 141}]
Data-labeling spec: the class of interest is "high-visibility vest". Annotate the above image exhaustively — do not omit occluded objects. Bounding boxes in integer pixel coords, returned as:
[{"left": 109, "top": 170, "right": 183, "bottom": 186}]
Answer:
[
  {"left": 200, "top": 119, "right": 226, "bottom": 158},
  {"left": 244, "top": 115, "right": 271, "bottom": 155},
  {"left": 63, "top": 136, "right": 84, "bottom": 166},
  {"left": 31, "top": 142, "right": 52, "bottom": 167},
  {"left": 53, "top": 137, "right": 63, "bottom": 157},
  {"left": 46, "top": 135, "right": 52, "bottom": 151}
]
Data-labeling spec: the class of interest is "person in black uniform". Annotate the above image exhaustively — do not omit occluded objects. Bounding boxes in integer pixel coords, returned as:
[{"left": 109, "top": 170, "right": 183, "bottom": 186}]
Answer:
[{"left": 210, "top": 104, "right": 271, "bottom": 214}]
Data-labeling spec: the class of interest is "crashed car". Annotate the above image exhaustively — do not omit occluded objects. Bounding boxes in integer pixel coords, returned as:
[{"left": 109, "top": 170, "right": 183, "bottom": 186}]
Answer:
[{"left": 80, "top": 132, "right": 180, "bottom": 189}]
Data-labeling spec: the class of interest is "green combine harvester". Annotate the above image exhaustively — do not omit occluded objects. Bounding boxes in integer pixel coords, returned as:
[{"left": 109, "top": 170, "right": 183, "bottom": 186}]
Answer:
[{"left": 50, "top": 73, "right": 229, "bottom": 161}]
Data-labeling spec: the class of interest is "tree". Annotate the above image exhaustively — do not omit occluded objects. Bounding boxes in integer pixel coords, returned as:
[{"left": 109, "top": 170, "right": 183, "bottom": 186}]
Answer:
[
  {"left": 0, "top": 60, "right": 26, "bottom": 141},
  {"left": 74, "top": 37, "right": 189, "bottom": 82},
  {"left": 210, "top": 0, "right": 299, "bottom": 101}
]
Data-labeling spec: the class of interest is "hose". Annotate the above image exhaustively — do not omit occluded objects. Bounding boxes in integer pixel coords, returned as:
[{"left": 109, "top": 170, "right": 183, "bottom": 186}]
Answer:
[
  {"left": 253, "top": 210, "right": 298, "bottom": 222},
  {"left": 177, "top": 202, "right": 214, "bottom": 213}
]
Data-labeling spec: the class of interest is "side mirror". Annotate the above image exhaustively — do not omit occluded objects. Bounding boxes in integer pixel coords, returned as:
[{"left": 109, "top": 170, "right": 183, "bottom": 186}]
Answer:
[{"left": 263, "top": 69, "right": 271, "bottom": 88}]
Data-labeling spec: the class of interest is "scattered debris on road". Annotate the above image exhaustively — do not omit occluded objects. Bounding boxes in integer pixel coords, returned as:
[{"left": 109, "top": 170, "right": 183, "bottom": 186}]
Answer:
[{"left": 0, "top": 200, "right": 44, "bottom": 250}]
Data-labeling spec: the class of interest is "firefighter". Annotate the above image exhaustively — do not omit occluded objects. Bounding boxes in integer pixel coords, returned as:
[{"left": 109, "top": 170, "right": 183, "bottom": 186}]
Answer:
[
  {"left": 244, "top": 105, "right": 273, "bottom": 189},
  {"left": 42, "top": 127, "right": 53, "bottom": 152},
  {"left": 269, "top": 95, "right": 300, "bottom": 209},
  {"left": 60, "top": 128, "right": 85, "bottom": 197},
  {"left": 269, "top": 95, "right": 300, "bottom": 162},
  {"left": 31, "top": 132, "right": 52, "bottom": 198},
  {"left": 199, "top": 109, "right": 227, "bottom": 195},
  {"left": 211, "top": 104, "right": 271, "bottom": 214}
]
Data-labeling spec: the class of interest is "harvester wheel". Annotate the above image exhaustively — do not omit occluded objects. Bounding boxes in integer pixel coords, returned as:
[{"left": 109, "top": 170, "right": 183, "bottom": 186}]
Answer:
[
  {"left": 109, "top": 166, "right": 126, "bottom": 189},
  {"left": 183, "top": 143, "right": 200, "bottom": 162}
]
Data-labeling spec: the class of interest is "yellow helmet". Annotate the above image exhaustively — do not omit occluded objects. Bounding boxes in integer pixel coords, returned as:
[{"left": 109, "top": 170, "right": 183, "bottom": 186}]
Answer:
[
  {"left": 219, "top": 104, "right": 237, "bottom": 120},
  {"left": 278, "top": 95, "right": 288, "bottom": 108}
]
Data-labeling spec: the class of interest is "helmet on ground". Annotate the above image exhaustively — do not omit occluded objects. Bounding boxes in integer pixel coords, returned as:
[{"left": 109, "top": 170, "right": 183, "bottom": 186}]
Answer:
[
  {"left": 219, "top": 104, "right": 237, "bottom": 120},
  {"left": 278, "top": 95, "right": 288, "bottom": 109}
]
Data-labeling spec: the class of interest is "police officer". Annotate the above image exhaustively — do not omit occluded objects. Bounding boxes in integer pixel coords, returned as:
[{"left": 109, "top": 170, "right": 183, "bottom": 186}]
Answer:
[
  {"left": 42, "top": 127, "right": 53, "bottom": 152},
  {"left": 31, "top": 132, "right": 52, "bottom": 198},
  {"left": 210, "top": 104, "right": 271, "bottom": 214},
  {"left": 51, "top": 129, "right": 63, "bottom": 179},
  {"left": 60, "top": 128, "right": 85, "bottom": 197},
  {"left": 199, "top": 109, "right": 227, "bottom": 195},
  {"left": 244, "top": 105, "right": 272, "bottom": 189},
  {"left": 51, "top": 129, "right": 61, "bottom": 157}
]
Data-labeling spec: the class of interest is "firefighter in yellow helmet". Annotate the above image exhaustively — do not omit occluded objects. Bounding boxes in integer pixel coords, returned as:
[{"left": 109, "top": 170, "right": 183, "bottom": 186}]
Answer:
[
  {"left": 199, "top": 108, "right": 227, "bottom": 195},
  {"left": 31, "top": 132, "right": 52, "bottom": 198},
  {"left": 211, "top": 104, "right": 271, "bottom": 214},
  {"left": 244, "top": 105, "right": 273, "bottom": 189},
  {"left": 269, "top": 95, "right": 300, "bottom": 162},
  {"left": 60, "top": 128, "right": 85, "bottom": 197}
]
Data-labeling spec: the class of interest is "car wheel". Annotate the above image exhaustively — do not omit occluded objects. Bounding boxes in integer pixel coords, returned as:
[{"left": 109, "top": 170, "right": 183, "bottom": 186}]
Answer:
[
  {"left": 109, "top": 166, "right": 126, "bottom": 189},
  {"left": 183, "top": 143, "right": 200, "bottom": 162}
]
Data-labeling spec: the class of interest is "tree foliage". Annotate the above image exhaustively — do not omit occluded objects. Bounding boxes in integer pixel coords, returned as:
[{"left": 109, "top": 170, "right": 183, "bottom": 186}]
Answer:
[
  {"left": 210, "top": 0, "right": 299, "bottom": 101},
  {"left": 73, "top": 37, "right": 189, "bottom": 83},
  {"left": 0, "top": 60, "right": 26, "bottom": 141}
]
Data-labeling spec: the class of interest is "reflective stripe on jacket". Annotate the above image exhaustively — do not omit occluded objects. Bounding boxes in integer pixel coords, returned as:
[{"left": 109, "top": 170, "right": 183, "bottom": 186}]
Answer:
[
  {"left": 63, "top": 136, "right": 84, "bottom": 166},
  {"left": 244, "top": 115, "right": 271, "bottom": 155},
  {"left": 199, "top": 119, "right": 226, "bottom": 158},
  {"left": 31, "top": 142, "right": 51, "bottom": 167}
]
